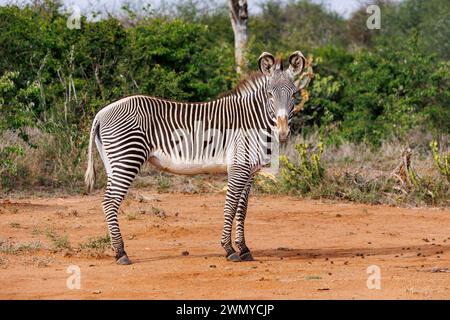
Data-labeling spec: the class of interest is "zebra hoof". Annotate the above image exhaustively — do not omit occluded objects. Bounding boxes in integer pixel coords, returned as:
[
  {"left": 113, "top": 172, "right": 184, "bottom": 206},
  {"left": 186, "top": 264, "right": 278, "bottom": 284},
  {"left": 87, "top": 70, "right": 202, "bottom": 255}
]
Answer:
[
  {"left": 116, "top": 254, "right": 132, "bottom": 265},
  {"left": 240, "top": 252, "right": 254, "bottom": 261},
  {"left": 226, "top": 252, "right": 241, "bottom": 262}
]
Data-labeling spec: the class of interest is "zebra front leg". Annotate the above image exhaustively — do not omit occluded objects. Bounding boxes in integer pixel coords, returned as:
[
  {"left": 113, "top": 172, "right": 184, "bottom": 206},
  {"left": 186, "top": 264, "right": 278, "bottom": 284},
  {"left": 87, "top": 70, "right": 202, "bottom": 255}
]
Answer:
[
  {"left": 221, "top": 165, "right": 251, "bottom": 262},
  {"left": 235, "top": 175, "right": 255, "bottom": 261},
  {"left": 220, "top": 189, "right": 239, "bottom": 262}
]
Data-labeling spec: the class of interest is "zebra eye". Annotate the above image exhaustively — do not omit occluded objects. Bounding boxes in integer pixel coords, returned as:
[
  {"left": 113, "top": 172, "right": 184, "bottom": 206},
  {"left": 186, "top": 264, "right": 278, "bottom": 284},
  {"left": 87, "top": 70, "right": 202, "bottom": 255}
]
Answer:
[{"left": 293, "top": 91, "right": 301, "bottom": 104}]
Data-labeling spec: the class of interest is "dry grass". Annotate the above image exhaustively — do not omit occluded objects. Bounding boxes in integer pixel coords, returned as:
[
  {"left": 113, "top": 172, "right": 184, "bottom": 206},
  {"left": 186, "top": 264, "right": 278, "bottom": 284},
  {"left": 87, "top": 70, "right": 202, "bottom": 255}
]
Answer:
[
  {"left": 1, "top": 129, "right": 448, "bottom": 207},
  {"left": 1, "top": 128, "right": 94, "bottom": 194},
  {"left": 281, "top": 133, "right": 440, "bottom": 178},
  {"left": 263, "top": 133, "right": 450, "bottom": 207},
  {"left": 44, "top": 229, "right": 71, "bottom": 252},
  {"left": 0, "top": 239, "right": 42, "bottom": 254}
]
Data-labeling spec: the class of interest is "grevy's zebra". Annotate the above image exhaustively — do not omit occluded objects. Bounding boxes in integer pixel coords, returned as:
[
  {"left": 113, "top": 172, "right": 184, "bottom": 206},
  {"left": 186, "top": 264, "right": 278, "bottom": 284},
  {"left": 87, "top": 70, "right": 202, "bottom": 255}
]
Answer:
[{"left": 85, "top": 51, "right": 307, "bottom": 264}]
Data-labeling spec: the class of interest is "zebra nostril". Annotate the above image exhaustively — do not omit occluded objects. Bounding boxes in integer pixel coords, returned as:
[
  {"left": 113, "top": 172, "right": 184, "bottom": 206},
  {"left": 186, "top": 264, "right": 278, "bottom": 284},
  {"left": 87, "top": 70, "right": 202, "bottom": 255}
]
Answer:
[{"left": 279, "top": 131, "right": 289, "bottom": 143}]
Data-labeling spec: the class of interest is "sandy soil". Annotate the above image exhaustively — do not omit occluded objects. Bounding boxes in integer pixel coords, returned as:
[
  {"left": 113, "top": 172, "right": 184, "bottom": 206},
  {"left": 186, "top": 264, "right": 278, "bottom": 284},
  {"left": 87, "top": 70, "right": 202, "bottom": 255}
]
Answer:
[{"left": 0, "top": 191, "right": 449, "bottom": 299}]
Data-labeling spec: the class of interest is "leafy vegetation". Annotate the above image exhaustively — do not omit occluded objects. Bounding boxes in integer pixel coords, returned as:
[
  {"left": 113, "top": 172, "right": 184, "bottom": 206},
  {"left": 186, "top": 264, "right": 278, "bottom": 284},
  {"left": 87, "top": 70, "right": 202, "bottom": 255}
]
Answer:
[
  {"left": 430, "top": 140, "right": 450, "bottom": 182},
  {"left": 280, "top": 142, "right": 325, "bottom": 194},
  {"left": 256, "top": 140, "right": 449, "bottom": 207},
  {"left": 0, "top": 0, "right": 448, "bottom": 207},
  {"left": 79, "top": 234, "right": 110, "bottom": 250}
]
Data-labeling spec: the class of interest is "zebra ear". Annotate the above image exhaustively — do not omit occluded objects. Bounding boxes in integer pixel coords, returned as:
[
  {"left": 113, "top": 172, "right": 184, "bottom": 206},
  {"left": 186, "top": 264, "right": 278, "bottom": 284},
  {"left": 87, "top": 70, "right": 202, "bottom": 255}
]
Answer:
[
  {"left": 288, "top": 51, "right": 305, "bottom": 77},
  {"left": 258, "top": 52, "right": 276, "bottom": 76}
]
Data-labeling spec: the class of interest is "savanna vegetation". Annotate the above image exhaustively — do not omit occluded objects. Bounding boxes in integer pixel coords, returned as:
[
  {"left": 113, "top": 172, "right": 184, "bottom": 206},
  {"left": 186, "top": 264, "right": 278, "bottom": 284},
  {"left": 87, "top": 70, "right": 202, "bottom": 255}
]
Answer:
[{"left": 0, "top": 0, "right": 448, "bottom": 206}]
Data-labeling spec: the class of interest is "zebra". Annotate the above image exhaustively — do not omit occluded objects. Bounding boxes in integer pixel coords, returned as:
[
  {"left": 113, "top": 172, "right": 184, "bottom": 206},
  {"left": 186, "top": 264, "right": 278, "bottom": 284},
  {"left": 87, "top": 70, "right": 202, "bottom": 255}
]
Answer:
[{"left": 85, "top": 51, "right": 311, "bottom": 265}]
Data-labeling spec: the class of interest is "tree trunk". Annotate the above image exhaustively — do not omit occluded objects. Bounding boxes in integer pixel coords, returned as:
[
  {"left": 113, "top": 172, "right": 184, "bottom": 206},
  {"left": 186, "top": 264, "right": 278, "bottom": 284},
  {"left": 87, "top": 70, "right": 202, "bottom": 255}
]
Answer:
[{"left": 228, "top": 0, "right": 248, "bottom": 74}]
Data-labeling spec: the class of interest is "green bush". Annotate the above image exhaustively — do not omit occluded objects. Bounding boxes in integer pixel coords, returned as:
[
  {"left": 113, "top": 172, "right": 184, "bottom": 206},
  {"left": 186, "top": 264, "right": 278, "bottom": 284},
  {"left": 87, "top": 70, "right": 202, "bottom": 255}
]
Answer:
[
  {"left": 0, "top": 71, "right": 36, "bottom": 142},
  {"left": 338, "top": 36, "right": 449, "bottom": 145},
  {"left": 430, "top": 140, "right": 450, "bottom": 182},
  {"left": 0, "top": 0, "right": 448, "bottom": 195},
  {"left": 280, "top": 142, "right": 325, "bottom": 194},
  {"left": 0, "top": 145, "right": 25, "bottom": 188},
  {"left": 79, "top": 234, "right": 110, "bottom": 250}
]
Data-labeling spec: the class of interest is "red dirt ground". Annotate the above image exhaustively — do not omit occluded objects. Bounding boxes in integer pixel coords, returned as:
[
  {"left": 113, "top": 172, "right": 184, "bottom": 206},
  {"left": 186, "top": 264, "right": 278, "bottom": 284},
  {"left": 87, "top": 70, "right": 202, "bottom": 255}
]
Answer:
[{"left": 0, "top": 191, "right": 449, "bottom": 299}]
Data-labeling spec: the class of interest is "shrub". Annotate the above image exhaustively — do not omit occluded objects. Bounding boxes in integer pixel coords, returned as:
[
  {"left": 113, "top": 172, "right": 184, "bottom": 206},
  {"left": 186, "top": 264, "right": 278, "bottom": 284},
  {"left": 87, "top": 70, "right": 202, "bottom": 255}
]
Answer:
[
  {"left": 0, "top": 145, "right": 25, "bottom": 188},
  {"left": 0, "top": 239, "right": 42, "bottom": 254},
  {"left": 430, "top": 140, "right": 450, "bottom": 182},
  {"left": 280, "top": 142, "right": 325, "bottom": 194},
  {"left": 339, "top": 36, "right": 450, "bottom": 146},
  {"left": 79, "top": 234, "right": 110, "bottom": 251},
  {"left": 45, "top": 230, "right": 71, "bottom": 252}
]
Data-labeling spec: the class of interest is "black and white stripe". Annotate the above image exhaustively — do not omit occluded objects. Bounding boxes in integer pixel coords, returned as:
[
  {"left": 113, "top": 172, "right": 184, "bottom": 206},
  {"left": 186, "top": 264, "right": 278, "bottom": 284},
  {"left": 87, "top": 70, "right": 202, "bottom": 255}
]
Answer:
[{"left": 85, "top": 51, "right": 306, "bottom": 264}]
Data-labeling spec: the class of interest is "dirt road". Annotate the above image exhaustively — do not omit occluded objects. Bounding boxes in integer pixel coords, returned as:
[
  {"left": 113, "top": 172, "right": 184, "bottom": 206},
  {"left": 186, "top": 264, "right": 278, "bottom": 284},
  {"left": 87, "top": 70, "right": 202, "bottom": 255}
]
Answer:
[{"left": 0, "top": 191, "right": 449, "bottom": 299}]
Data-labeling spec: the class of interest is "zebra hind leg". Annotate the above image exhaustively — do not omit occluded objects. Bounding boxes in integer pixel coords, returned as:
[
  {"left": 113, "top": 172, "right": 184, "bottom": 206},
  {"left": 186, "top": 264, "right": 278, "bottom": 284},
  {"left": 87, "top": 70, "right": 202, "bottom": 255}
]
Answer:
[
  {"left": 103, "top": 178, "right": 131, "bottom": 265},
  {"left": 103, "top": 158, "right": 143, "bottom": 265}
]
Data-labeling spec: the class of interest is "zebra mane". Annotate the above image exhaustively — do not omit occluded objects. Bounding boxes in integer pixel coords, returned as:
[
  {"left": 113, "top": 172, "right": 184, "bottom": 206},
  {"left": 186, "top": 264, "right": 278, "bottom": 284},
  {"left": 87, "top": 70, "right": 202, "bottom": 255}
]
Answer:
[
  {"left": 223, "top": 57, "right": 284, "bottom": 98},
  {"left": 233, "top": 72, "right": 267, "bottom": 95},
  {"left": 217, "top": 72, "right": 267, "bottom": 99}
]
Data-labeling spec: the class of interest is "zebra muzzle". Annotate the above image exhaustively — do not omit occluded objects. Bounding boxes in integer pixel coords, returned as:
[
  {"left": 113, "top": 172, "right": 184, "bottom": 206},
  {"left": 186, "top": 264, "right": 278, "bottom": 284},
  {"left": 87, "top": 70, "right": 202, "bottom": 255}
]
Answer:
[{"left": 277, "top": 116, "right": 290, "bottom": 143}]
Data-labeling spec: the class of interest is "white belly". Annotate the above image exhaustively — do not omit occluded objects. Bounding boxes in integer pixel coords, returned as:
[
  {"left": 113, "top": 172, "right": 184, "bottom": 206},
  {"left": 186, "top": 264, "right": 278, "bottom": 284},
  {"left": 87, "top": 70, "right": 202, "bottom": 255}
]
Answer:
[{"left": 148, "top": 150, "right": 228, "bottom": 175}]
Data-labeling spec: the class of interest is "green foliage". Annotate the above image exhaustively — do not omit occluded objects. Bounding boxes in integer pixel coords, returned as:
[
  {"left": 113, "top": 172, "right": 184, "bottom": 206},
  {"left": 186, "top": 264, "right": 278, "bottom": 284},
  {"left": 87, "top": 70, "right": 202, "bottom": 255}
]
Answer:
[
  {"left": 78, "top": 233, "right": 111, "bottom": 257},
  {"left": 346, "top": 0, "right": 450, "bottom": 61},
  {"left": 0, "top": 144, "right": 25, "bottom": 190},
  {"left": 0, "top": 2, "right": 237, "bottom": 190},
  {"left": 336, "top": 36, "right": 449, "bottom": 146},
  {"left": 0, "top": 0, "right": 448, "bottom": 195},
  {"left": 291, "top": 36, "right": 448, "bottom": 146},
  {"left": 430, "top": 141, "right": 450, "bottom": 182},
  {"left": 257, "top": 141, "right": 449, "bottom": 207},
  {"left": 375, "top": 0, "right": 450, "bottom": 60},
  {"left": 0, "top": 3, "right": 236, "bottom": 131},
  {"left": 79, "top": 234, "right": 110, "bottom": 250},
  {"left": 0, "top": 71, "right": 36, "bottom": 142},
  {"left": 405, "top": 175, "right": 449, "bottom": 207},
  {"left": 293, "top": 68, "right": 343, "bottom": 134},
  {"left": 280, "top": 142, "right": 325, "bottom": 193},
  {"left": 128, "top": 18, "right": 236, "bottom": 101},
  {"left": 156, "top": 174, "right": 172, "bottom": 193},
  {"left": 0, "top": 145, "right": 24, "bottom": 177},
  {"left": 248, "top": 0, "right": 348, "bottom": 62}
]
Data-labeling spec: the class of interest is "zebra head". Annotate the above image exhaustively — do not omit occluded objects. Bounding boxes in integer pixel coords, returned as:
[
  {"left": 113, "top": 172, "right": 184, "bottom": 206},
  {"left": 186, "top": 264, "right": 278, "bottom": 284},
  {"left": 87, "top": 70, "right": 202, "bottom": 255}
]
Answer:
[{"left": 258, "top": 51, "right": 305, "bottom": 143}]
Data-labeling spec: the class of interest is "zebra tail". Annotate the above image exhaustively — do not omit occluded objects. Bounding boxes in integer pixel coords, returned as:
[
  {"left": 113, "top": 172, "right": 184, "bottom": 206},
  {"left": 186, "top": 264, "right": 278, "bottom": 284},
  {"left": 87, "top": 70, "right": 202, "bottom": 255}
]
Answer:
[{"left": 85, "top": 116, "right": 99, "bottom": 193}]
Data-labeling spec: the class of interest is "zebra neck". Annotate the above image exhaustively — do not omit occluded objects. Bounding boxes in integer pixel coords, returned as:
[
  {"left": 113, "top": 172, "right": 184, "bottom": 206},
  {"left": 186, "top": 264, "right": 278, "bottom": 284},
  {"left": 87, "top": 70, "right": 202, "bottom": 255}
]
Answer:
[{"left": 201, "top": 85, "right": 272, "bottom": 131}]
